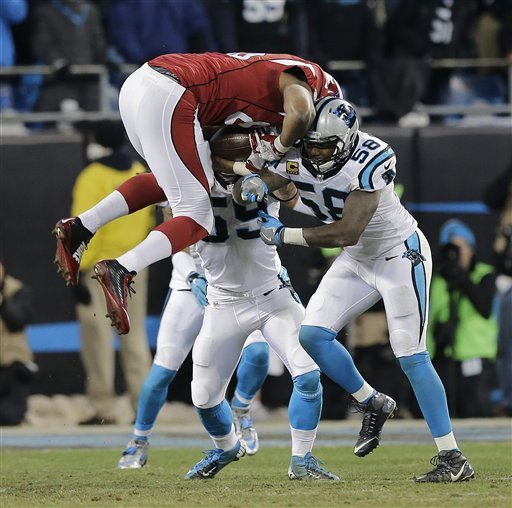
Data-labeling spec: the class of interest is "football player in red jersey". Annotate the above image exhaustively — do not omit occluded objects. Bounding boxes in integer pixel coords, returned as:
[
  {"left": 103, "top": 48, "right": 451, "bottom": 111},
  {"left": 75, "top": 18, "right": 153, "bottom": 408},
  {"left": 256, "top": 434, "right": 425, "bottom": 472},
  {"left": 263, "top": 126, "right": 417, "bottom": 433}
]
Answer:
[{"left": 53, "top": 52, "right": 341, "bottom": 335}]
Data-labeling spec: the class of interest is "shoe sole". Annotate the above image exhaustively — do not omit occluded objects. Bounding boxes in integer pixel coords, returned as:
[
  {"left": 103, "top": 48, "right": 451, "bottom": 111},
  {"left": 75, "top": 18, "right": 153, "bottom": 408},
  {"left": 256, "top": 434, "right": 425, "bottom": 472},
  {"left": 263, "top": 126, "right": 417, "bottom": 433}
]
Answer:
[
  {"left": 92, "top": 262, "right": 131, "bottom": 335},
  {"left": 354, "top": 400, "right": 397, "bottom": 458},
  {"left": 53, "top": 224, "right": 79, "bottom": 286}
]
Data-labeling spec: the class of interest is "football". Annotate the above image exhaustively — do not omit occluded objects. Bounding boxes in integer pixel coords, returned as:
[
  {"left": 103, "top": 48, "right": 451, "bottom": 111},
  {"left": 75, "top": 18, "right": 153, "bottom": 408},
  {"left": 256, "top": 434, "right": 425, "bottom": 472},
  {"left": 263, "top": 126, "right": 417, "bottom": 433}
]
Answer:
[{"left": 209, "top": 126, "right": 252, "bottom": 161}]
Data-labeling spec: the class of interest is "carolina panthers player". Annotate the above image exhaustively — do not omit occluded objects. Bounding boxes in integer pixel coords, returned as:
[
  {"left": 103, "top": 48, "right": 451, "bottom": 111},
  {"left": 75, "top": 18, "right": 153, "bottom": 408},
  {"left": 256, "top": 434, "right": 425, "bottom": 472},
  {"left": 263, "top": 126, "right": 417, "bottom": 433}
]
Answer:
[
  {"left": 117, "top": 244, "right": 274, "bottom": 469},
  {"left": 179, "top": 173, "right": 339, "bottom": 481},
  {"left": 234, "top": 98, "right": 475, "bottom": 483}
]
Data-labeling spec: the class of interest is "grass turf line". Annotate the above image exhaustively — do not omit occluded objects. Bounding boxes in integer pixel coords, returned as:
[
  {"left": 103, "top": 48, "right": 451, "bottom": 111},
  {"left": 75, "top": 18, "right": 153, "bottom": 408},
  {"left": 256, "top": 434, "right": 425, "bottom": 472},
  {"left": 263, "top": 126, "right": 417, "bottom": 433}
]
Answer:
[{"left": 1, "top": 443, "right": 511, "bottom": 507}]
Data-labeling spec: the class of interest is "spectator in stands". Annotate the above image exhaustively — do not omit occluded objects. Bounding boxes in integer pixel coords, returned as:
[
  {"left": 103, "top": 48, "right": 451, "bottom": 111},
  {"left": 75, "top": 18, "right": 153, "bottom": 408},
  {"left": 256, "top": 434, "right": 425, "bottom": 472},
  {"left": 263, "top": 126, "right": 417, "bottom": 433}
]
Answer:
[
  {"left": 0, "top": 0, "right": 27, "bottom": 111},
  {"left": 427, "top": 219, "right": 498, "bottom": 418},
  {"left": 305, "top": 0, "right": 384, "bottom": 107},
  {"left": 106, "top": 0, "right": 216, "bottom": 65},
  {"left": 385, "top": 0, "right": 479, "bottom": 124},
  {"left": 206, "top": 0, "right": 308, "bottom": 55},
  {"left": 31, "top": 0, "right": 107, "bottom": 113},
  {"left": 71, "top": 120, "right": 154, "bottom": 425},
  {"left": 483, "top": 163, "right": 512, "bottom": 416},
  {"left": 0, "top": 259, "right": 37, "bottom": 426}
]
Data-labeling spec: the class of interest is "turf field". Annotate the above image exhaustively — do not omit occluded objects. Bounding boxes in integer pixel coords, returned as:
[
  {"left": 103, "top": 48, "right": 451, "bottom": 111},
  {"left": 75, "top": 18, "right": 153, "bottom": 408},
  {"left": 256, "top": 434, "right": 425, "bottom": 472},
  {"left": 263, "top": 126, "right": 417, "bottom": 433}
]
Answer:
[{"left": 1, "top": 443, "right": 511, "bottom": 507}]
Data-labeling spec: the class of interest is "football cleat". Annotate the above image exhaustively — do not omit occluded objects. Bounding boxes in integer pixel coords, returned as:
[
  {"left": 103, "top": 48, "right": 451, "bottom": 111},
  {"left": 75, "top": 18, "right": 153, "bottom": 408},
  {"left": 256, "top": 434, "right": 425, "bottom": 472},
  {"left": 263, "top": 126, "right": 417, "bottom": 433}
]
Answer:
[
  {"left": 92, "top": 259, "right": 135, "bottom": 335},
  {"left": 232, "top": 406, "right": 259, "bottom": 456},
  {"left": 354, "top": 392, "right": 396, "bottom": 457},
  {"left": 185, "top": 441, "right": 246, "bottom": 479},
  {"left": 117, "top": 439, "right": 149, "bottom": 469},
  {"left": 53, "top": 217, "right": 93, "bottom": 286},
  {"left": 288, "top": 453, "right": 340, "bottom": 481},
  {"left": 415, "top": 450, "right": 475, "bottom": 483}
]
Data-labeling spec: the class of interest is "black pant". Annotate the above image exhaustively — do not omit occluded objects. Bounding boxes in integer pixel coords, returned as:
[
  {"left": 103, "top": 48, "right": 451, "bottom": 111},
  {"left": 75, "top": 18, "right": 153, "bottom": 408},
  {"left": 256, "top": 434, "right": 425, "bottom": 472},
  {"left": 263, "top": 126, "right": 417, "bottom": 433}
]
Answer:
[{"left": 0, "top": 362, "right": 33, "bottom": 425}]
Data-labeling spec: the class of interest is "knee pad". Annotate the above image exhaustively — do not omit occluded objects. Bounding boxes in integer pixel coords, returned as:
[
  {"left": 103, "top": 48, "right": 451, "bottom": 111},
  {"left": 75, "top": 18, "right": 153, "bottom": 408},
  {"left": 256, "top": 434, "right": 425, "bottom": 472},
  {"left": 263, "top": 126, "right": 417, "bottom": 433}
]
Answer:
[
  {"left": 299, "top": 325, "right": 336, "bottom": 355},
  {"left": 242, "top": 342, "right": 270, "bottom": 367},
  {"left": 293, "top": 370, "right": 322, "bottom": 399},
  {"left": 154, "top": 343, "right": 190, "bottom": 372},
  {"left": 191, "top": 369, "right": 223, "bottom": 409}
]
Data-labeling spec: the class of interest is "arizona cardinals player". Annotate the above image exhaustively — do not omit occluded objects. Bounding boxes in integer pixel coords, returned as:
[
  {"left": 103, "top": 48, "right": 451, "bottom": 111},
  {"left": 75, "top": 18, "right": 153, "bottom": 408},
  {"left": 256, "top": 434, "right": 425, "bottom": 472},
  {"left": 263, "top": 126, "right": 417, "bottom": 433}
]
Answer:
[{"left": 53, "top": 52, "right": 341, "bottom": 335}]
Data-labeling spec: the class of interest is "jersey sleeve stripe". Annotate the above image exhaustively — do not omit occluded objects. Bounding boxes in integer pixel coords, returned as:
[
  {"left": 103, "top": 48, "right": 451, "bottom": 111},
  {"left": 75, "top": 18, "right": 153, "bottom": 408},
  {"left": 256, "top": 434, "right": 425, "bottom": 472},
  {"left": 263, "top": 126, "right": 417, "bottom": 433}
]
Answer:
[{"left": 358, "top": 147, "right": 395, "bottom": 190}]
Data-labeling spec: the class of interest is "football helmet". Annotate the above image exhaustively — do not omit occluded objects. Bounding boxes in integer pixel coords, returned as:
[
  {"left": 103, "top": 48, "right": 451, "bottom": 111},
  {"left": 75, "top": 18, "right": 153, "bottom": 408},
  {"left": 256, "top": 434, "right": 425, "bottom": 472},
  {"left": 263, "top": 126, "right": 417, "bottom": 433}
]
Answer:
[{"left": 302, "top": 97, "right": 359, "bottom": 174}]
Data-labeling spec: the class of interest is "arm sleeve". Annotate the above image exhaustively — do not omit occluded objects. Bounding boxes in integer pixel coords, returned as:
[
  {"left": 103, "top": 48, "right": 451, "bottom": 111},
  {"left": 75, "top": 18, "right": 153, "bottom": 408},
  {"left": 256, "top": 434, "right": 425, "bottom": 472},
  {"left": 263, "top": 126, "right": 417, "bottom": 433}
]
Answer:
[{"left": 459, "top": 272, "right": 496, "bottom": 319}]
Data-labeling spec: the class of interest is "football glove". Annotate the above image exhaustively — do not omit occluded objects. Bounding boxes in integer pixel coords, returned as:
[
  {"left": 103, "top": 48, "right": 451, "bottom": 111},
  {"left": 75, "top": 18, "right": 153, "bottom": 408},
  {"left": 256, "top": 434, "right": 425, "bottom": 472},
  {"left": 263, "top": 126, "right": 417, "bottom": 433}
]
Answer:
[
  {"left": 186, "top": 272, "right": 208, "bottom": 308},
  {"left": 240, "top": 174, "right": 268, "bottom": 203},
  {"left": 258, "top": 210, "right": 284, "bottom": 247},
  {"left": 246, "top": 129, "right": 289, "bottom": 171}
]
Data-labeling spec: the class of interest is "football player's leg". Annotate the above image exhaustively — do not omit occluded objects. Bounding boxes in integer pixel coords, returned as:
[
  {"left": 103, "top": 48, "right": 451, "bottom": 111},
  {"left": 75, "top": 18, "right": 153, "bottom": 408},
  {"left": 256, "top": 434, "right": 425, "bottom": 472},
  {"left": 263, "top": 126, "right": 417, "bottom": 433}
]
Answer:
[
  {"left": 116, "top": 87, "right": 214, "bottom": 275},
  {"left": 300, "top": 254, "right": 380, "bottom": 401},
  {"left": 78, "top": 65, "right": 170, "bottom": 235},
  {"left": 187, "top": 306, "right": 249, "bottom": 479},
  {"left": 233, "top": 333, "right": 269, "bottom": 410},
  {"left": 232, "top": 332, "right": 269, "bottom": 455},
  {"left": 92, "top": 80, "right": 214, "bottom": 333},
  {"left": 118, "top": 289, "right": 203, "bottom": 469},
  {"left": 261, "top": 292, "right": 338, "bottom": 480},
  {"left": 300, "top": 254, "right": 397, "bottom": 457},
  {"left": 381, "top": 230, "right": 473, "bottom": 481}
]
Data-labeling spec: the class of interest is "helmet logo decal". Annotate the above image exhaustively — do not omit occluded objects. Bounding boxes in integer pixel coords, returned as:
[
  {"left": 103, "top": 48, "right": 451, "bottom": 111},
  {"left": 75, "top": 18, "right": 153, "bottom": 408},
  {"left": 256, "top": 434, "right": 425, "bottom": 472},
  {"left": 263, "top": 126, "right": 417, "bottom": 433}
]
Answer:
[{"left": 332, "top": 104, "right": 356, "bottom": 128}]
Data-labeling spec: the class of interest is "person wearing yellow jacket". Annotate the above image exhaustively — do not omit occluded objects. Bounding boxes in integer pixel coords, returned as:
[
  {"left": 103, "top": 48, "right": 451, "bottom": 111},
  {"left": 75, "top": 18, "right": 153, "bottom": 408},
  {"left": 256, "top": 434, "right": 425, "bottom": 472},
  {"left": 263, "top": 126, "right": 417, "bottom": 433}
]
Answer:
[
  {"left": 72, "top": 120, "right": 154, "bottom": 424},
  {"left": 427, "top": 219, "right": 498, "bottom": 418}
]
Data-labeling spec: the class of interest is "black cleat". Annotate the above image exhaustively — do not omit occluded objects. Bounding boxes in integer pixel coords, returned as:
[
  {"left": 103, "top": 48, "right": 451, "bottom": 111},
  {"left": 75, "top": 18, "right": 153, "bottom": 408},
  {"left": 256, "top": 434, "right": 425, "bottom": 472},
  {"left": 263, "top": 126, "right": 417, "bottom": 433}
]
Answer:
[
  {"left": 354, "top": 392, "right": 396, "bottom": 457},
  {"left": 415, "top": 450, "right": 475, "bottom": 483},
  {"left": 92, "top": 259, "right": 135, "bottom": 335}
]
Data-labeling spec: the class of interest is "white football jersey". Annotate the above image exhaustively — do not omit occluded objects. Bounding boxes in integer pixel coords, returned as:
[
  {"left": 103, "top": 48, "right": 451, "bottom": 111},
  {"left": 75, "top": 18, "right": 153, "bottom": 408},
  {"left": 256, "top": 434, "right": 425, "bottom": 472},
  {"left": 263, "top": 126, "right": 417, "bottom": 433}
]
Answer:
[
  {"left": 194, "top": 181, "right": 282, "bottom": 294},
  {"left": 270, "top": 130, "right": 417, "bottom": 259}
]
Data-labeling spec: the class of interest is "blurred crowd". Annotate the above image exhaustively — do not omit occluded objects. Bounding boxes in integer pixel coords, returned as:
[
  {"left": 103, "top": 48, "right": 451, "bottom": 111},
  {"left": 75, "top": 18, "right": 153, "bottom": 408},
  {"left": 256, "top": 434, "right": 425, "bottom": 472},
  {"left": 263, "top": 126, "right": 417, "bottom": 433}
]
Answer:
[{"left": 0, "top": 0, "right": 511, "bottom": 127}]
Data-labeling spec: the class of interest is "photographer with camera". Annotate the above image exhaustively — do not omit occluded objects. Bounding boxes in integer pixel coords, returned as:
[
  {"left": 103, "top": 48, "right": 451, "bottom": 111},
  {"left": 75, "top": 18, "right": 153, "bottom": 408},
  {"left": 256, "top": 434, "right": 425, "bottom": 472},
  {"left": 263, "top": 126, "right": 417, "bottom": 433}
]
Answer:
[{"left": 427, "top": 219, "right": 498, "bottom": 418}]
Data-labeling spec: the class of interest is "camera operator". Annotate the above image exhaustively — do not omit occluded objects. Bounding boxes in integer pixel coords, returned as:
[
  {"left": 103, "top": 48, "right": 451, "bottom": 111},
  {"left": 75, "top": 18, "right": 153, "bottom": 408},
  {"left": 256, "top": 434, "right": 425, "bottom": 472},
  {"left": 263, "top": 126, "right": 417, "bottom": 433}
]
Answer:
[{"left": 427, "top": 219, "right": 498, "bottom": 418}]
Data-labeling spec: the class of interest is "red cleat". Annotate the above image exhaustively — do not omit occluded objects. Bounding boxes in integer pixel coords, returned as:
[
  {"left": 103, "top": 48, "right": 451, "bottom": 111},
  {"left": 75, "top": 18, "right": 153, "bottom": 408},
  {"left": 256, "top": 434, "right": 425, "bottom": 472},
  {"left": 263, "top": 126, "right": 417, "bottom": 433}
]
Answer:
[
  {"left": 53, "top": 217, "right": 93, "bottom": 286},
  {"left": 92, "top": 259, "right": 135, "bottom": 335}
]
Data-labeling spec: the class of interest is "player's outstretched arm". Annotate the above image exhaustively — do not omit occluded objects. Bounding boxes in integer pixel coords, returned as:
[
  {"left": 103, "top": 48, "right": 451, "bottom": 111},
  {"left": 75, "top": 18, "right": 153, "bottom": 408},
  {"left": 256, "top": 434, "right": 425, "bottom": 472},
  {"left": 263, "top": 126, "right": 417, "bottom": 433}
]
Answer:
[
  {"left": 260, "top": 189, "right": 381, "bottom": 248},
  {"left": 232, "top": 170, "right": 290, "bottom": 205}
]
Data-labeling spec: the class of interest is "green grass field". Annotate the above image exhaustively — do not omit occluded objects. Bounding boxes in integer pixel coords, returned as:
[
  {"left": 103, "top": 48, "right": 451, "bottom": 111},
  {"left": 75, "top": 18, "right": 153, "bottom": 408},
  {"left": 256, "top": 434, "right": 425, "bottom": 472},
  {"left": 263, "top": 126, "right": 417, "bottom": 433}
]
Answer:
[{"left": 1, "top": 443, "right": 511, "bottom": 507}]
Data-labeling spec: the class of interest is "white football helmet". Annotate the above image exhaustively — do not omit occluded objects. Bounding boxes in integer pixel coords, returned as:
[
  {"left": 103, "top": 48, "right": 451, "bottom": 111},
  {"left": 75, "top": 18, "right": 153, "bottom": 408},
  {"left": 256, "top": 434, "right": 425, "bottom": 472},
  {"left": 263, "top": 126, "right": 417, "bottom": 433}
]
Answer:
[{"left": 302, "top": 97, "right": 359, "bottom": 174}]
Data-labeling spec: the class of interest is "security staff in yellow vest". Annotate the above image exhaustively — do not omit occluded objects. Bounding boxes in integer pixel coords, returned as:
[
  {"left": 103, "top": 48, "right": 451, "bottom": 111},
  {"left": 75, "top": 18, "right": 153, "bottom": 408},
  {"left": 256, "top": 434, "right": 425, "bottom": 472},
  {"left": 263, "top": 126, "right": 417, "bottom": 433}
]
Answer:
[{"left": 72, "top": 120, "right": 154, "bottom": 424}]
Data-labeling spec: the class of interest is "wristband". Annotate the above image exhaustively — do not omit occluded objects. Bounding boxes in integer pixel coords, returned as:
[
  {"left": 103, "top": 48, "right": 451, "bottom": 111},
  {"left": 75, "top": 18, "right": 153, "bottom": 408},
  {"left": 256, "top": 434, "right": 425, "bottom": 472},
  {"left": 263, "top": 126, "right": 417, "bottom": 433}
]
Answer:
[
  {"left": 233, "top": 161, "right": 251, "bottom": 176},
  {"left": 274, "top": 135, "right": 291, "bottom": 154},
  {"left": 282, "top": 227, "right": 309, "bottom": 246}
]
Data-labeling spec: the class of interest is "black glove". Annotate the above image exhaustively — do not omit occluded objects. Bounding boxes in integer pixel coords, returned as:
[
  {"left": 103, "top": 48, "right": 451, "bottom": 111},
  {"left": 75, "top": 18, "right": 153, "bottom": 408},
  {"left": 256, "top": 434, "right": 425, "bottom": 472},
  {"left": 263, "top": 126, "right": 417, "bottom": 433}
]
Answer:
[{"left": 72, "top": 278, "right": 91, "bottom": 305}]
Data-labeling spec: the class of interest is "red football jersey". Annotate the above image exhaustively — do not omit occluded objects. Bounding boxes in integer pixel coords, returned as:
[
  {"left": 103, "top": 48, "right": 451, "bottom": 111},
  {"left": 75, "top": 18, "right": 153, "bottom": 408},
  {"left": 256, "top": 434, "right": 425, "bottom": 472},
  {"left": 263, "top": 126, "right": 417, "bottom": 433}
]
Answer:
[{"left": 148, "top": 52, "right": 341, "bottom": 127}]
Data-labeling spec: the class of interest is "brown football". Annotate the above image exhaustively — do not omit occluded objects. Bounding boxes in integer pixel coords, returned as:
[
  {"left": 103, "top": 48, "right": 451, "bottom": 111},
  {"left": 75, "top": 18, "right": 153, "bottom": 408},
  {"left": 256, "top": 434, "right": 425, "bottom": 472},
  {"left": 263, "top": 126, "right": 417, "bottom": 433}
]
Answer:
[{"left": 209, "top": 126, "right": 252, "bottom": 161}]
